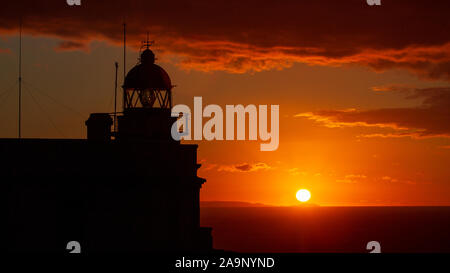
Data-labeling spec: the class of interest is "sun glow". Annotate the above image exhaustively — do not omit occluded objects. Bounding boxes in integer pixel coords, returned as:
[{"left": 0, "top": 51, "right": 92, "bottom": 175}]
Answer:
[{"left": 296, "top": 189, "right": 311, "bottom": 202}]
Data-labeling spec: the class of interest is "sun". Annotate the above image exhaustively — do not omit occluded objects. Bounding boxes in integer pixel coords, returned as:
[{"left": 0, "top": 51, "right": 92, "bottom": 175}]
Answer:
[{"left": 296, "top": 189, "right": 311, "bottom": 202}]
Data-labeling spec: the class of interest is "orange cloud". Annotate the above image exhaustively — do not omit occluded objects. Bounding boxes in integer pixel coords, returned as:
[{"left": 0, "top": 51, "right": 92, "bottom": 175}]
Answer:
[
  {"left": 287, "top": 168, "right": 307, "bottom": 176},
  {"left": 336, "top": 174, "right": 367, "bottom": 184},
  {"left": 337, "top": 174, "right": 419, "bottom": 185},
  {"left": 55, "top": 40, "right": 89, "bottom": 52},
  {"left": 0, "top": 48, "right": 11, "bottom": 54},
  {"left": 297, "top": 87, "right": 450, "bottom": 139},
  {"left": 370, "top": 84, "right": 413, "bottom": 93},
  {"left": 218, "top": 162, "right": 272, "bottom": 173},
  {"left": 0, "top": 0, "right": 449, "bottom": 79},
  {"left": 378, "top": 176, "right": 419, "bottom": 185}
]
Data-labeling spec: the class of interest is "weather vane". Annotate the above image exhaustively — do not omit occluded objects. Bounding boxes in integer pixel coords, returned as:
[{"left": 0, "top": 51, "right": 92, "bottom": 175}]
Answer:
[{"left": 141, "top": 32, "right": 154, "bottom": 49}]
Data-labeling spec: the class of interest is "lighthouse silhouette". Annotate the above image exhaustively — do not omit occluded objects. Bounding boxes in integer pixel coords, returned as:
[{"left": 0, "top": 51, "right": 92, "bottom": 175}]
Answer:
[{"left": 4, "top": 40, "right": 212, "bottom": 253}]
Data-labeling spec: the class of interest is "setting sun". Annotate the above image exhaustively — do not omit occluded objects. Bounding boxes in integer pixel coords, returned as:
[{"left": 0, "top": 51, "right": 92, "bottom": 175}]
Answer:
[{"left": 296, "top": 189, "right": 311, "bottom": 202}]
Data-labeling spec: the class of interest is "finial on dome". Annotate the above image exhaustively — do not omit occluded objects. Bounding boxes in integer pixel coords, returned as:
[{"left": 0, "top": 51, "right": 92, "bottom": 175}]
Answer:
[
  {"left": 140, "top": 32, "right": 155, "bottom": 64},
  {"left": 142, "top": 32, "right": 154, "bottom": 50}
]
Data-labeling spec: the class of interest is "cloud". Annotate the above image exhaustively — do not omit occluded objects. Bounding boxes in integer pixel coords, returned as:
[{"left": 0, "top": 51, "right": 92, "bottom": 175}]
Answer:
[
  {"left": 296, "top": 86, "right": 450, "bottom": 139},
  {"left": 381, "top": 176, "right": 398, "bottom": 183},
  {"left": 201, "top": 163, "right": 217, "bottom": 171},
  {"left": 218, "top": 162, "right": 272, "bottom": 172},
  {"left": 370, "top": 84, "right": 412, "bottom": 93},
  {"left": 0, "top": 48, "right": 11, "bottom": 54},
  {"left": 0, "top": 0, "right": 449, "bottom": 79},
  {"left": 379, "top": 176, "right": 418, "bottom": 185},
  {"left": 346, "top": 174, "right": 367, "bottom": 179},
  {"left": 336, "top": 174, "right": 367, "bottom": 184},
  {"left": 287, "top": 168, "right": 307, "bottom": 176},
  {"left": 55, "top": 40, "right": 89, "bottom": 52},
  {"left": 337, "top": 174, "right": 418, "bottom": 185}
]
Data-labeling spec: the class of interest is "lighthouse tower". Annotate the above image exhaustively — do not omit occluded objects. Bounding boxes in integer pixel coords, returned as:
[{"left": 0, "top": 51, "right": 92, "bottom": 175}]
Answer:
[{"left": 84, "top": 41, "right": 212, "bottom": 252}]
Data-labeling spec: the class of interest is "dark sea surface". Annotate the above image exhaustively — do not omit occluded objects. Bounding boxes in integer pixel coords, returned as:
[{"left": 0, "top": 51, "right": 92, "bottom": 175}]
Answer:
[{"left": 200, "top": 206, "right": 450, "bottom": 253}]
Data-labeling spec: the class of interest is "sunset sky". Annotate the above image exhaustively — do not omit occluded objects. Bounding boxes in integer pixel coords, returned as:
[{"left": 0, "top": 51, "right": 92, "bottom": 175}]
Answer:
[{"left": 0, "top": 0, "right": 449, "bottom": 206}]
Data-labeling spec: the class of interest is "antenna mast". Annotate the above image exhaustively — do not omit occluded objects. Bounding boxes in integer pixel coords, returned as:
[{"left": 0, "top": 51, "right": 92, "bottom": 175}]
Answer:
[
  {"left": 18, "top": 18, "right": 22, "bottom": 139},
  {"left": 123, "top": 21, "right": 126, "bottom": 111},
  {"left": 114, "top": 62, "right": 118, "bottom": 133}
]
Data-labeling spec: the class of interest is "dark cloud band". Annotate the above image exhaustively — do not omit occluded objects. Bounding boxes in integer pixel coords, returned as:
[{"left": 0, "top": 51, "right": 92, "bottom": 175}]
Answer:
[{"left": 1, "top": 0, "right": 449, "bottom": 79}]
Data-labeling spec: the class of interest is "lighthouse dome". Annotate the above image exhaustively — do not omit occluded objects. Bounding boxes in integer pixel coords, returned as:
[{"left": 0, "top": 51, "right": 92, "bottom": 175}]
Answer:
[{"left": 123, "top": 49, "right": 172, "bottom": 90}]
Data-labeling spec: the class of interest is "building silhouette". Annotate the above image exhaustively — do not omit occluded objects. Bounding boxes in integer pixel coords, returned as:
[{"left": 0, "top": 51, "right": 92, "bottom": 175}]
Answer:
[{"left": 4, "top": 44, "right": 212, "bottom": 253}]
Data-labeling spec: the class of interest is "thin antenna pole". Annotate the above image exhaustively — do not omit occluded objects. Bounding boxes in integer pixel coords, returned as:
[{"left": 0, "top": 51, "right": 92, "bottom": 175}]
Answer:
[
  {"left": 123, "top": 21, "right": 126, "bottom": 111},
  {"left": 114, "top": 62, "right": 118, "bottom": 132},
  {"left": 123, "top": 22, "right": 126, "bottom": 79},
  {"left": 18, "top": 18, "right": 22, "bottom": 139}
]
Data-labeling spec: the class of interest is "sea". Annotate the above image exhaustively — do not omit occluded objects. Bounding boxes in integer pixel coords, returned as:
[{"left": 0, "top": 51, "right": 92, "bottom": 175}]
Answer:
[{"left": 201, "top": 206, "right": 450, "bottom": 253}]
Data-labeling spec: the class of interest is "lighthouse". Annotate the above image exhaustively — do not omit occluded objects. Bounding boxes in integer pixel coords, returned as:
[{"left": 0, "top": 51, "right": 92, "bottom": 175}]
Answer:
[
  {"left": 4, "top": 40, "right": 212, "bottom": 253},
  {"left": 82, "top": 41, "right": 212, "bottom": 252}
]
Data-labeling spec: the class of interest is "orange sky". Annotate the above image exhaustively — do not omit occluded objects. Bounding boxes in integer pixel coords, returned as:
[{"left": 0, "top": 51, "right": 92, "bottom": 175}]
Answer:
[{"left": 0, "top": 0, "right": 449, "bottom": 206}]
